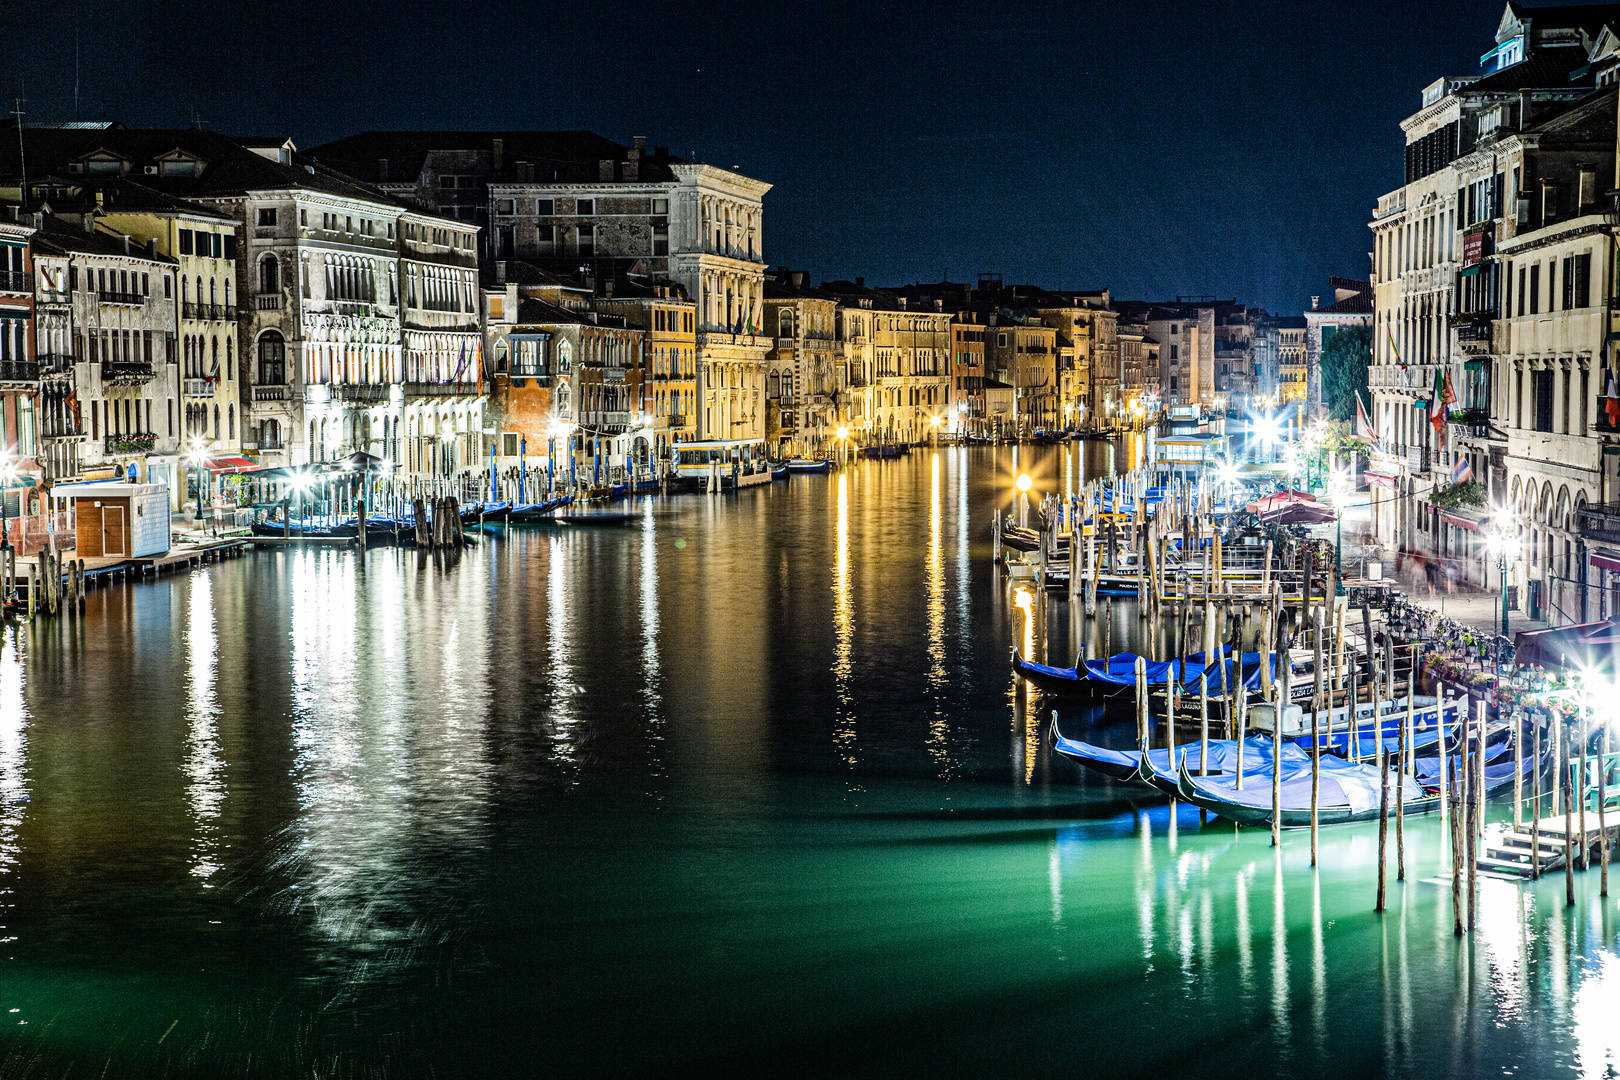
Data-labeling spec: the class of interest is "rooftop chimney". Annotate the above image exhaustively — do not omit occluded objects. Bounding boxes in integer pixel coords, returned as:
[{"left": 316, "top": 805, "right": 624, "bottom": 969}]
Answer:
[
  {"left": 599, "top": 159, "right": 615, "bottom": 181},
  {"left": 377, "top": 158, "right": 388, "bottom": 182},
  {"left": 790, "top": 270, "right": 806, "bottom": 289},
  {"left": 120, "top": 234, "right": 130, "bottom": 254},
  {"left": 496, "top": 260, "right": 507, "bottom": 285},
  {"left": 492, "top": 138, "right": 504, "bottom": 173},
  {"left": 633, "top": 136, "right": 646, "bottom": 155},
  {"left": 147, "top": 238, "right": 157, "bottom": 258},
  {"left": 1311, "top": 296, "right": 1320, "bottom": 310},
  {"left": 625, "top": 137, "right": 641, "bottom": 181}
]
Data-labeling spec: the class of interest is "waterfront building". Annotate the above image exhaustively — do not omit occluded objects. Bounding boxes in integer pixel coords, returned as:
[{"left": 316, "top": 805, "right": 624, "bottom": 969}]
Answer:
[
  {"left": 820, "top": 279, "right": 950, "bottom": 442},
  {"left": 1115, "top": 312, "right": 1161, "bottom": 422},
  {"left": 399, "top": 210, "right": 483, "bottom": 477},
  {"left": 949, "top": 314, "right": 987, "bottom": 436},
  {"left": 761, "top": 269, "right": 838, "bottom": 456},
  {"left": 498, "top": 295, "right": 647, "bottom": 486},
  {"left": 3, "top": 128, "right": 480, "bottom": 475},
  {"left": 89, "top": 181, "right": 242, "bottom": 469},
  {"left": 1032, "top": 290, "right": 1118, "bottom": 428},
  {"left": 32, "top": 216, "right": 179, "bottom": 492},
  {"left": 981, "top": 312, "right": 1059, "bottom": 434},
  {"left": 1113, "top": 302, "right": 1212, "bottom": 408},
  {"left": 312, "top": 132, "right": 772, "bottom": 445},
  {"left": 1277, "top": 315, "right": 1308, "bottom": 405},
  {"left": 1304, "top": 279, "right": 1372, "bottom": 415},
  {"left": 28, "top": 224, "right": 77, "bottom": 483},
  {"left": 0, "top": 214, "right": 39, "bottom": 501},
  {"left": 596, "top": 282, "right": 698, "bottom": 463},
  {"left": 832, "top": 288, "right": 875, "bottom": 440},
  {"left": 1367, "top": 4, "right": 1616, "bottom": 615}
]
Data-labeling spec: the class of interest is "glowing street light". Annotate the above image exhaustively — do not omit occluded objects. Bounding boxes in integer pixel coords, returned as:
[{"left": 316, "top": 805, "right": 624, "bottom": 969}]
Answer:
[
  {"left": 1016, "top": 473, "right": 1032, "bottom": 494},
  {"left": 1484, "top": 513, "right": 1523, "bottom": 647}
]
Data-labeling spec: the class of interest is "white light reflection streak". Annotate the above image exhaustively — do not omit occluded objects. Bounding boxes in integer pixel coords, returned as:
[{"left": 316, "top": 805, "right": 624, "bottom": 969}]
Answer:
[
  {"left": 1573, "top": 953, "right": 1620, "bottom": 1078},
  {"left": 0, "top": 626, "right": 29, "bottom": 878},
  {"left": 1312, "top": 869, "right": 1325, "bottom": 1050},
  {"left": 832, "top": 473, "right": 855, "bottom": 764},
  {"left": 1136, "top": 812, "right": 1155, "bottom": 968},
  {"left": 640, "top": 506, "right": 664, "bottom": 731},
  {"left": 547, "top": 534, "right": 579, "bottom": 765},
  {"left": 1272, "top": 852, "right": 1291, "bottom": 1049},
  {"left": 183, "top": 572, "right": 225, "bottom": 881},
  {"left": 1236, "top": 866, "right": 1253, "bottom": 999},
  {"left": 925, "top": 453, "right": 950, "bottom": 775}
]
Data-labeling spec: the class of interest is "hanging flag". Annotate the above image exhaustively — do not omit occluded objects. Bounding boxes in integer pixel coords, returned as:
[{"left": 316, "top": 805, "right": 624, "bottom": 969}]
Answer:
[
  {"left": 1606, "top": 366, "right": 1620, "bottom": 428},
  {"left": 1429, "top": 366, "right": 1448, "bottom": 435},
  {"left": 1355, "top": 391, "right": 1374, "bottom": 440},
  {"left": 1452, "top": 455, "right": 1473, "bottom": 486},
  {"left": 1388, "top": 326, "right": 1407, "bottom": 371}
]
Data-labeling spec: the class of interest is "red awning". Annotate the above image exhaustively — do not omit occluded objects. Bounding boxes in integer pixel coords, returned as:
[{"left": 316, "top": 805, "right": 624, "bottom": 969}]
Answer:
[
  {"left": 1593, "top": 551, "right": 1620, "bottom": 573},
  {"left": 1365, "top": 472, "right": 1398, "bottom": 490},
  {"left": 1438, "top": 511, "right": 1480, "bottom": 532},
  {"left": 205, "top": 456, "right": 259, "bottom": 473}
]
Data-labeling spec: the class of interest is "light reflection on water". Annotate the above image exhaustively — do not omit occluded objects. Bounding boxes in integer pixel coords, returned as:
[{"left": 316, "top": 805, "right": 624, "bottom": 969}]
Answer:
[{"left": 0, "top": 447, "right": 1611, "bottom": 1075}]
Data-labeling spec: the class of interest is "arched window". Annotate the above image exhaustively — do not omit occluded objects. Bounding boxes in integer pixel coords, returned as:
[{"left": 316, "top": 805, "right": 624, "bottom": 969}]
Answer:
[
  {"left": 768, "top": 371, "right": 780, "bottom": 398},
  {"left": 210, "top": 336, "right": 219, "bottom": 375},
  {"left": 559, "top": 341, "right": 571, "bottom": 372},
  {"left": 181, "top": 277, "right": 190, "bottom": 304},
  {"left": 259, "top": 255, "right": 278, "bottom": 294},
  {"left": 779, "top": 310, "right": 793, "bottom": 336},
  {"left": 226, "top": 336, "right": 233, "bottom": 375},
  {"left": 212, "top": 404, "right": 220, "bottom": 439},
  {"left": 223, "top": 279, "right": 231, "bottom": 307},
  {"left": 209, "top": 277, "right": 217, "bottom": 304},
  {"left": 557, "top": 382, "right": 571, "bottom": 415},
  {"left": 258, "top": 330, "right": 286, "bottom": 384},
  {"left": 781, "top": 371, "right": 793, "bottom": 401}
]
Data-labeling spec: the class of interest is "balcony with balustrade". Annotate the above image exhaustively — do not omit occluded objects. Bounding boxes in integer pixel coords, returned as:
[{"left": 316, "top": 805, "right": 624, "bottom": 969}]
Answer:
[
  {"left": 1578, "top": 504, "right": 1620, "bottom": 544},
  {"left": 37, "top": 353, "right": 75, "bottom": 379},
  {"left": 0, "top": 362, "right": 38, "bottom": 384},
  {"left": 0, "top": 270, "right": 31, "bottom": 294},
  {"left": 102, "top": 362, "right": 154, "bottom": 385},
  {"left": 404, "top": 381, "right": 480, "bottom": 400},
  {"left": 253, "top": 384, "right": 289, "bottom": 402}
]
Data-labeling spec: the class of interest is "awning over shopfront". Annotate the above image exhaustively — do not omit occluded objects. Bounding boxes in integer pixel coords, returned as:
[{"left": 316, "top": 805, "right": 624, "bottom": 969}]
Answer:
[
  {"left": 1366, "top": 472, "right": 1398, "bottom": 490},
  {"left": 1592, "top": 551, "right": 1620, "bottom": 573},
  {"left": 205, "top": 456, "right": 259, "bottom": 473},
  {"left": 1438, "top": 511, "right": 1480, "bottom": 532}
]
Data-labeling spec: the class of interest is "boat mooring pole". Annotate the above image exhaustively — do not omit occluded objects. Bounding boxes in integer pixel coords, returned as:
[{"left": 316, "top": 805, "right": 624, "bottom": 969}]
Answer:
[
  {"left": 1451, "top": 758, "right": 1465, "bottom": 935},
  {"left": 1377, "top": 746, "right": 1390, "bottom": 912},
  {"left": 1599, "top": 718, "right": 1610, "bottom": 897},
  {"left": 1200, "top": 599, "right": 1212, "bottom": 777},
  {"left": 1397, "top": 693, "right": 1407, "bottom": 882},
  {"left": 1272, "top": 646, "right": 1288, "bottom": 848},
  {"left": 1514, "top": 706, "right": 1524, "bottom": 831},
  {"left": 1135, "top": 656, "right": 1149, "bottom": 753},
  {"left": 1310, "top": 605, "right": 1322, "bottom": 867},
  {"left": 1437, "top": 684, "right": 1449, "bottom": 823},
  {"left": 1565, "top": 748, "right": 1576, "bottom": 907},
  {"left": 1532, "top": 716, "right": 1542, "bottom": 880}
]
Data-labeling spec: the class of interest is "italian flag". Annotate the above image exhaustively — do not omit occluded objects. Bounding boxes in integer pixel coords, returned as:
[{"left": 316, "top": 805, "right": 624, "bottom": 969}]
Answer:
[{"left": 1429, "top": 366, "right": 1454, "bottom": 435}]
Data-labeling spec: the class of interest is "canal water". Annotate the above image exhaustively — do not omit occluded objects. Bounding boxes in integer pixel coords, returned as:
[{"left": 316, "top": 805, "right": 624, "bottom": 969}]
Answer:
[{"left": 0, "top": 445, "right": 1614, "bottom": 1077}]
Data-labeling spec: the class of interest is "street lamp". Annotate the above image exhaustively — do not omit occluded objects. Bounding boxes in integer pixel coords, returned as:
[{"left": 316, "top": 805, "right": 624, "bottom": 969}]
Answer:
[
  {"left": 1484, "top": 514, "right": 1522, "bottom": 647},
  {"left": 185, "top": 437, "right": 208, "bottom": 528}
]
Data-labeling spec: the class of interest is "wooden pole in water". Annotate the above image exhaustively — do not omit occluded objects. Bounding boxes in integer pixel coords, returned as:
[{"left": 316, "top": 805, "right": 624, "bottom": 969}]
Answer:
[
  {"left": 1553, "top": 706, "right": 1564, "bottom": 817},
  {"left": 1371, "top": 638, "right": 1383, "bottom": 766},
  {"left": 1397, "top": 695, "right": 1408, "bottom": 882},
  {"left": 1377, "top": 746, "right": 1390, "bottom": 912},
  {"left": 1578, "top": 711, "right": 1590, "bottom": 872},
  {"left": 1514, "top": 706, "right": 1524, "bottom": 830},
  {"left": 1437, "top": 684, "right": 1449, "bottom": 823},
  {"left": 1332, "top": 599, "right": 1347, "bottom": 718},
  {"left": 1599, "top": 719, "right": 1610, "bottom": 897},
  {"left": 1532, "top": 715, "right": 1542, "bottom": 880},
  {"left": 1564, "top": 751, "right": 1576, "bottom": 907},
  {"left": 1212, "top": 530, "right": 1222, "bottom": 592},
  {"left": 1215, "top": 604, "right": 1232, "bottom": 740},
  {"left": 1200, "top": 599, "right": 1213, "bottom": 776},
  {"left": 1466, "top": 713, "right": 1477, "bottom": 932},
  {"left": 1136, "top": 656, "right": 1149, "bottom": 752},
  {"left": 1451, "top": 759, "right": 1465, "bottom": 936},
  {"left": 1311, "top": 605, "right": 1322, "bottom": 866},
  {"left": 1272, "top": 648, "right": 1288, "bottom": 848},
  {"left": 1103, "top": 597, "right": 1112, "bottom": 662}
]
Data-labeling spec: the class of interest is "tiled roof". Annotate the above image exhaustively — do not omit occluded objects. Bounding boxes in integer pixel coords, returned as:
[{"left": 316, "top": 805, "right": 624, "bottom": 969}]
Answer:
[
  {"left": 31, "top": 214, "right": 177, "bottom": 263},
  {"left": 306, "top": 131, "right": 685, "bottom": 185}
]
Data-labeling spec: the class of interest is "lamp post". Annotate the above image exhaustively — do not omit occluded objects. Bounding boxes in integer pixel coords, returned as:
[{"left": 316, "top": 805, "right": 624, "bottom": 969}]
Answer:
[
  {"left": 185, "top": 438, "right": 208, "bottom": 530},
  {"left": 1485, "top": 516, "right": 1522, "bottom": 655},
  {"left": 1017, "top": 472, "right": 1032, "bottom": 528}
]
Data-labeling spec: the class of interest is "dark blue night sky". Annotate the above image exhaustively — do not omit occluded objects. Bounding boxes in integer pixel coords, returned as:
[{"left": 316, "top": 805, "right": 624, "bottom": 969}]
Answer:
[{"left": 6, "top": 0, "right": 1506, "bottom": 313}]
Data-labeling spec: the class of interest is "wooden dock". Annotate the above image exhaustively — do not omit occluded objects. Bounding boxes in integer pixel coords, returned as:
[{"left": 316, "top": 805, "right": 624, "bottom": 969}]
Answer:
[{"left": 1478, "top": 814, "right": 1620, "bottom": 878}]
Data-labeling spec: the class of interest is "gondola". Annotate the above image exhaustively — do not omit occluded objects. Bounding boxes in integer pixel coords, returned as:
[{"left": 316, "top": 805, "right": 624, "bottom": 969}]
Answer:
[
  {"left": 508, "top": 496, "right": 574, "bottom": 524},
  {"left": 459, "top": 501, "right": 511, "bottom": 526},
  {"left": 1001, "top": 525, "right": 1042, "bottom": 552},
  {"left": 771, "top": 464, "right": 789, "bottom": 481},
  {"left": 1173, "top": 743, "right": 1532, "bottom": 828},
  {"left": 1054, "top": 729, "right": 1306, "bottom": 791},
  {"left": 1012, "top": 648, "right": 1270, "bottom": 700},
  {"left": 787, "top": 458, "right": 832, "bottom": 473}
]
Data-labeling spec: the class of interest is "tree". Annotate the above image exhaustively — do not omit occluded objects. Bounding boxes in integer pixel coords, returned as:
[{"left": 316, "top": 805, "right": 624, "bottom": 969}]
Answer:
[{"left": 1319, "top": 324, "right": 1372, "bottom": 422}]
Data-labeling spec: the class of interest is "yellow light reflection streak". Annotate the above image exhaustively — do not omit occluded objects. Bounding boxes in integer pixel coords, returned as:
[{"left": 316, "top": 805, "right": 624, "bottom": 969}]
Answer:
[
  {"left": 926, "top": 454, "right": 950, "bottom": 775},
  {"left": 833, "top": 473, "right": 855, "bottom": 764},
  {"left": 1014, "top": 585, "right": 1038, "bottom": 782},
  {"left": 183, "top": 572, "right": 225, "bottom": 881}
]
